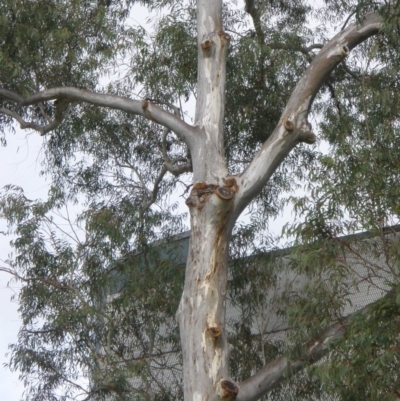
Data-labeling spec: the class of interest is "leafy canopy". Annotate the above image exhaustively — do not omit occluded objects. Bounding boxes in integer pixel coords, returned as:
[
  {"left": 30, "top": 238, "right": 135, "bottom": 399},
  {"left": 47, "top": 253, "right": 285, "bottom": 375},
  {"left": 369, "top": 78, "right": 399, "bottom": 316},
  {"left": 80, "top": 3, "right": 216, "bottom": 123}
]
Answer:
[{"left": 1, "top": 0, "right": 400, "bottom": 400}]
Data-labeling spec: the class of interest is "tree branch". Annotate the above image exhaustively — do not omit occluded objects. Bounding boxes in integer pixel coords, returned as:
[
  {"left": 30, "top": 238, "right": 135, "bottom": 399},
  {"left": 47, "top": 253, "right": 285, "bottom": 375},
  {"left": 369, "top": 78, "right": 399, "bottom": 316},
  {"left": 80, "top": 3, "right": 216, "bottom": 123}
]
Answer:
[
  {"left": 245, "top": 1, "right": 323, "bottom": 57},
  {"left": 342, "top": 10, "right": 357, "bottom": 31},
  {"left": 261, "top": 42, "right": 323, "bottom": 61},
  {"left": 245, "top": 0, "right": 265, "bottom": 45},
  {"left": 303, "top": 43, "right": 324, "bottom": 52},
  {"left": 0, "top": 98, "right": 69, "bottom": 135},
  {"left": 149, "top": 105, "right": 193, "bottom": 177},
  {"left": 0, "top": 87, "right": 197, "bottom": 147},
  {"left": 164, "top": 159, "right": 192, "bottom": 176},
  {"left": 236, "top": 289, "right": 396, "bottom": 401},
  {"left": 233, "top": 9, "right": 382, "bottom": 219},
  {"left": 342, "top": 61, "right": 362, "bottom": 80}
]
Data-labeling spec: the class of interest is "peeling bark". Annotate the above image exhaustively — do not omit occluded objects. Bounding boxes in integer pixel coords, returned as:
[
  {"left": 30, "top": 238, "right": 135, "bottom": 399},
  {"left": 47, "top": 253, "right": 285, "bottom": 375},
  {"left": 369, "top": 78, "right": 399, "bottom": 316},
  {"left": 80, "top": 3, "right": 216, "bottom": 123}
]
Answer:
[{"left": 177, "top": 190, "right": 235, "bottom": 401}]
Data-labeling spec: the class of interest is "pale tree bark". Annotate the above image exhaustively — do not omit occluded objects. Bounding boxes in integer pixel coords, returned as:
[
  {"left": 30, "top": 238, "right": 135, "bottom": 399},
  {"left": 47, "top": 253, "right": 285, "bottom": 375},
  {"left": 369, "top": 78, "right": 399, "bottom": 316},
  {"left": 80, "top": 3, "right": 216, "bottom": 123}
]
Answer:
[
  {"left": 0, "top": 2, "right": 390, "bottom": 401},
  {"left": 177, "top": 5, "right": 384, "bottom": 401},
  {"left": 176, "top": 2, "right": 238, "bottom": 400},
  {"left": 233, "top": 9, "right": 382, "bottom": 219},
  {"left": 0, "top": 87, "right": 197, "bottom": 145}
]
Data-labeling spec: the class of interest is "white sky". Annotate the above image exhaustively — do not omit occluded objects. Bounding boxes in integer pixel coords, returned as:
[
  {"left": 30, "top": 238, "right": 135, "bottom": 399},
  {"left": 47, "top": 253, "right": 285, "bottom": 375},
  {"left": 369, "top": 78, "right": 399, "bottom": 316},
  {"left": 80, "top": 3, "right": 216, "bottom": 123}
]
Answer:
[{"left": 0, "top": 131, "right": 49, "bottom": 400}]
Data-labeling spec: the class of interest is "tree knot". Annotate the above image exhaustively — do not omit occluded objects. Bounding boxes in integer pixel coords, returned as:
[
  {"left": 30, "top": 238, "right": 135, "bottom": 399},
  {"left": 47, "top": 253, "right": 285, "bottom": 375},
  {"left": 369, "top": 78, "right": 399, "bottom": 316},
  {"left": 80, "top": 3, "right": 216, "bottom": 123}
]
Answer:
[
  {"left": 142, "top": 99, "right": 149, "bottom": 110},
  {"left": 207, "top": 326, "right": 222, "bottom": 338},
  {"left": 284, "top": 119, "right": 294, "bottom": 131},
  {"left": 201, "top": 39, "right": 214, "bottom": 50},
  {"left": 186, "top": 179, "right": 238, "bottom": 209},
  {"left": 217, "top": 31, "right": 231, "bottom": 41},
  {"left": 222, "top": 177, "right": 238, "bottom": 193},
  {"left": 215, "top": 186, "right": 234, "bottom": 200},
  {"left": 218, "top": 379, "right": 239, "bottom": 400},
  {"left": 186, "top": 182, "right": 218, "bottom": 209}
]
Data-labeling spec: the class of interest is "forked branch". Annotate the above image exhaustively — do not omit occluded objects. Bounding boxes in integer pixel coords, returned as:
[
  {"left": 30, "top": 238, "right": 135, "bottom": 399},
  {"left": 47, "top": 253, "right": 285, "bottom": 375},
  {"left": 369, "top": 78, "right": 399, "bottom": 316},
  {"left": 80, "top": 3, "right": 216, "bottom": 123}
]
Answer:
[
  {"left": 0, "top": 99, "right": 69, "bottom": 135},
  {"left": 233, "top": 10, "right": 382, "bottom": 218},
  {"left": 0, "top": 87, "right": 197, "bottom": 148}
]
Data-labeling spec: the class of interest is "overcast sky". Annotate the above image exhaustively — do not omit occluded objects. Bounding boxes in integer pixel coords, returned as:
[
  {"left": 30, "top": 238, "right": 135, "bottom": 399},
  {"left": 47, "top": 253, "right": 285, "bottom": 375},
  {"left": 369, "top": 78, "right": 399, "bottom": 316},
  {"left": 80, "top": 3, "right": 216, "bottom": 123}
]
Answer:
[{"left": 0, "top": 130, "right": 48, "bottom": 400}]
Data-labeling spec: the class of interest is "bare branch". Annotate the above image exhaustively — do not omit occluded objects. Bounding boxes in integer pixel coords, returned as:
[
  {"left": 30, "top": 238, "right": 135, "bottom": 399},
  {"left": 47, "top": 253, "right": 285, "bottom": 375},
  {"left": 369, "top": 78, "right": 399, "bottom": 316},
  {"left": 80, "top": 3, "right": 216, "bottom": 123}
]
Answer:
[
  {"left": 233, "top": 9, "right": 382, "bottom": 219},
  {"left": 0, "top": 107, "right": 45, "bottom": 132},
  {"left": 0, "top": 87, "right": 197, "bottom": 147},
  {"left": 245, "top": 1, "right": 322, "bottom": 57},
  {"left": 303, "top": 43, "right": 324, "bottom": 52},
  {"left": 23, "top": 328, "right": 60, "bottom": 335},
  {"left": 342, "top": 61, "right": 361, "bottom": 80},
  {"left": 0, "top": 99, "right": 68, "bottom": 135},
  {"left": 326, "top": 81, "right": 342, "bottom": 117},
  {"left": 244, "top": 0, "right": 256, "bottom": 14},
  {"left": 151, "top": 166, "right": 168, "bottom": 201},
  {"left": 342, "top": 10, "right": 357, "bottom": 31},
  {"left": 157, "top": 127, "right": 192, "bottom": 177},
  {"left": 147, "top": 103, "right": 192, "bottom": 177},
  {"left": 236, "top": 289, "right": 396, "bottom": 401},
  {"left": 165, "top": 160, "right": 192, "bottom": 176},
  {"left": 146, "top": 98, "right": 183, "bottom": 120},
  {"left": 245, "top": 0, "right": 265, "bottom": 45},
  {"left": 142, "top": 166, "right": 168, "bottom": 213},
  {"left": 265, "top": 42, "right": 324, "bottom": 61},
  {"left": 37, "top": 102, "right": 51, "bottom": 123}
]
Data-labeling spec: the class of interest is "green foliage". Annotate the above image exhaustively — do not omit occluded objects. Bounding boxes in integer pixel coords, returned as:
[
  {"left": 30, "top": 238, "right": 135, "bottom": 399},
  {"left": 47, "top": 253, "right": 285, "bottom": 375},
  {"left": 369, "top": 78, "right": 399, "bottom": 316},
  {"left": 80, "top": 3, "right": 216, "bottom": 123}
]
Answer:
[{"left": 1, "top": 0, "right": 400, "bottom": 400}]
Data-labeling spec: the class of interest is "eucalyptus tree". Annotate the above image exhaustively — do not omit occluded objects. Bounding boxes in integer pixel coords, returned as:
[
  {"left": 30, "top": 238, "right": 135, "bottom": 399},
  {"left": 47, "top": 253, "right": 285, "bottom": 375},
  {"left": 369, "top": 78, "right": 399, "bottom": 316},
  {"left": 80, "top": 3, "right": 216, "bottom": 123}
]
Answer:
[{"left": 1, "top": 0, "right": 400, "bottom": 401}]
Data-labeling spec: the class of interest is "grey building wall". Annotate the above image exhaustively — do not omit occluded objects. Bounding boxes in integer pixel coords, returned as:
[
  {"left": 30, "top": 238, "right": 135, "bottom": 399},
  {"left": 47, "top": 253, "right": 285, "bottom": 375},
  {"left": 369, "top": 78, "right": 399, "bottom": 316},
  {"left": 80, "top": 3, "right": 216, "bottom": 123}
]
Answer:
[{"left": 101, "top": 227, "right": 400, "bottom": 400}]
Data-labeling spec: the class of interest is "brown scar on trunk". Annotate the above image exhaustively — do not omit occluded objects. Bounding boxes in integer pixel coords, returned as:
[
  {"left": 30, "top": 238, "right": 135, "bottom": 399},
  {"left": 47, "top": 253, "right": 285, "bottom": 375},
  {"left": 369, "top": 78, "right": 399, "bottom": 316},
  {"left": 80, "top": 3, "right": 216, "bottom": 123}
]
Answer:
[
  {"left": 207, "top": 326, "right": 222, "bottom": 338},
  {"left": 218, "top": 379, "right": 239, "bottom": 400},
  {"left": 186, "top": 180, "right": 239, "bottom": 209}
]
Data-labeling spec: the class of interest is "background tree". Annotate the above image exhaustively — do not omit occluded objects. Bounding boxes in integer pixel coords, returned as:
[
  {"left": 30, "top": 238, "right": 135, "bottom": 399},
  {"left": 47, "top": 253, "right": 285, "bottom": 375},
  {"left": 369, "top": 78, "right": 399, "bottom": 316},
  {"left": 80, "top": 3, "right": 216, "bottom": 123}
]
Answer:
[{"left": 1, "top": 0, "right": 400, "bottom": 400}]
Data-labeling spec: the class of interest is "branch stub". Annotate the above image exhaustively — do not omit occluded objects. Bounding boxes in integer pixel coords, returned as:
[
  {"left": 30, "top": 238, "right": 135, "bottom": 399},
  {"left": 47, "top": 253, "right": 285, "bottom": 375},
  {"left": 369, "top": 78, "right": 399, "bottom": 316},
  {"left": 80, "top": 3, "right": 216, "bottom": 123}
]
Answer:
[
  {"left": 215, "top": 186, "right": 234, "bottom": 200},
  {"left": 201, "top": 39, "right": 214, "bottom": 50},
  {"left": 217, "top": 31, "right": 231, "bottom": 41},
  {"left": 218, "top": 379, "right": 239, "bottom": 400},
  {"left": 284, "top": 120, "right": 294, "bottom": 131},
  {"left": 185, "top": 196, "right": 198, "bottom": 208},
  {"left": 222, "top": 177, "right": 239, "bottom": 192},
  {"left": 299, "top": 130, "right": 316, "bottom": 144},
  {"left": 142, "top": 99, "right": 149, "bottom": 110}
]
